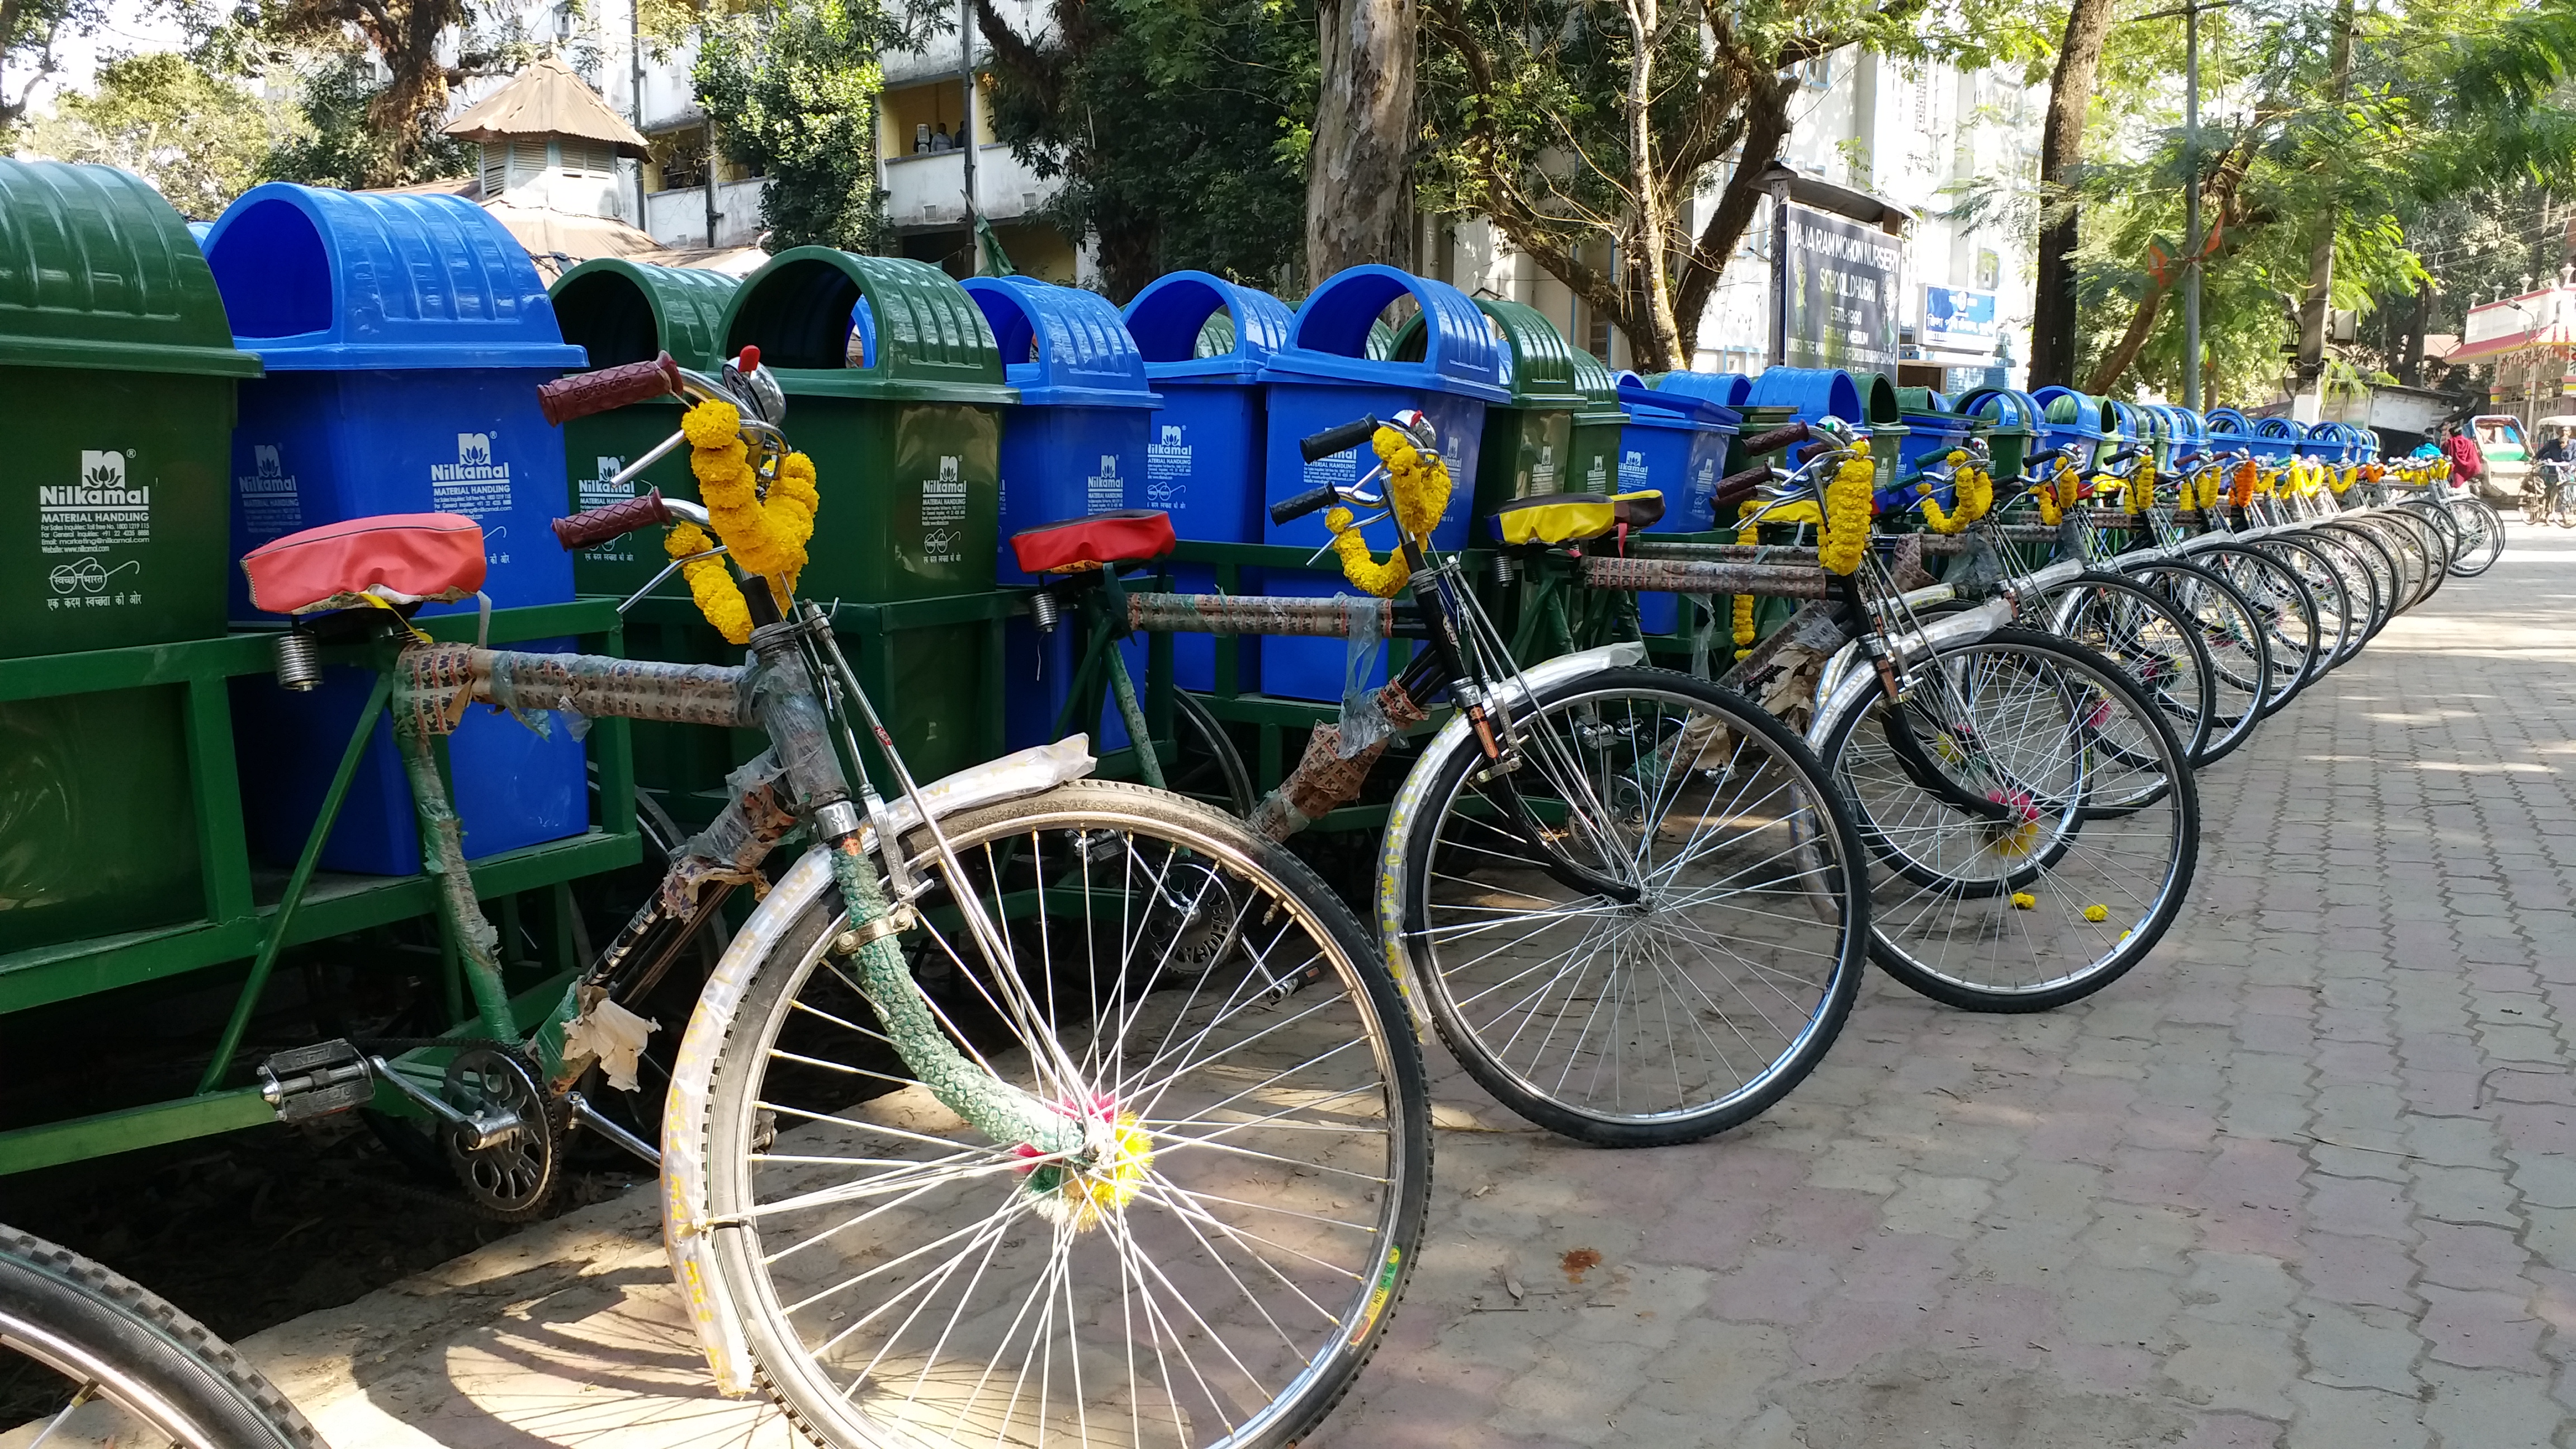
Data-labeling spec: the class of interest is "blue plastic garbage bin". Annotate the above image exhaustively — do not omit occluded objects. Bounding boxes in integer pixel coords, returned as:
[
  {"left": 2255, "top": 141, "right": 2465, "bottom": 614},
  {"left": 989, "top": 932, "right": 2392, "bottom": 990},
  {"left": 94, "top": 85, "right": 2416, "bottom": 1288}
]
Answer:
[
  {"left": 1121, "top": 272, "right": 1296, "bottom": 692},
  {"left": 964, "top": 274, "right": 1164, "bottom": 754},
  {"left": 1258, "top": 266, "right": 1505, "bottom": 700},
  {"left": 1616, "top": 373, "right": 1740, "bottom": 633},
  {"left": 206, "top": 183, "right": 589, "bottom": 875}
]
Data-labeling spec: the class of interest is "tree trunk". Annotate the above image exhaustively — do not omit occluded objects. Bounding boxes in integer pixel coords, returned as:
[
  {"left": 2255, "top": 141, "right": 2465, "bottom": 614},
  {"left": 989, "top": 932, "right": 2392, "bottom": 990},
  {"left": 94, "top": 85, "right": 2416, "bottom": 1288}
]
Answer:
[
  {"left": 2291, "top": 0, "right": 2359, "bottom": 413},
  {"left": 1306, "top": 0, "right": 1415, "bottom": 286},
  {"left": 1618, "top": 0, "right": 1684, "bottom": 371},
  {"left": 1670, "top": 81, "right": 1790, "bottom": 361},
  {"left": 2399, "top": 277, "right": 2431, "bottom": 387},
  {"left": 2029, "top": 0, "right": 2117, "bottom": 389},
  {"left": 2085, "top": 283, "right": 2171, "bottom": 394}
]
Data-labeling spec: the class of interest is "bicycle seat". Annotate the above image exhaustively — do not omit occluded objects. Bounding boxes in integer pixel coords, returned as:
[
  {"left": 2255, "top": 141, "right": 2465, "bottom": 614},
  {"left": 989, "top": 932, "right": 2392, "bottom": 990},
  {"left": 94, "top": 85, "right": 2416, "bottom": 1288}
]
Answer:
[
  {"left": 1490, "top": 491, "right": 1666, "bottom": 545},
  {"left": 242, "top": 513, "right": 487, "bottom": 614},
  {"left": 1008, "top": 509, "right": 1177, "bottom": 575}
]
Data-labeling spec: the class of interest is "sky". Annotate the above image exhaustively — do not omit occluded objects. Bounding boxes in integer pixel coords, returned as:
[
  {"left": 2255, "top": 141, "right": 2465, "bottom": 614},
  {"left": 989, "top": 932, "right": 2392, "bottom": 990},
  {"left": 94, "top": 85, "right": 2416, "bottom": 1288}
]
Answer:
[{"left": 16, "top": 0, "right": 189, "bottom": 116}]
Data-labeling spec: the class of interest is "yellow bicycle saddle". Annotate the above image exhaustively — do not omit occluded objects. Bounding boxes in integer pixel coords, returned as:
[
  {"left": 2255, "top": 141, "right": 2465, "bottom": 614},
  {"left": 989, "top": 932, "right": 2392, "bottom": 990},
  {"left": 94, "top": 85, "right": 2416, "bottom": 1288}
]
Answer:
[{"left": 1491, "top": 490, "right": 1666, "bottom": 545}]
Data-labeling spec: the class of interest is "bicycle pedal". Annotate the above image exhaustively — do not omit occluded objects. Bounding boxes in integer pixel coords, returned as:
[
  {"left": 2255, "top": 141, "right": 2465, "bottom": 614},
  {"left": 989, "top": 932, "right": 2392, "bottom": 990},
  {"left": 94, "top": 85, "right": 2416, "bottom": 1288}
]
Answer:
[{"left": 258, "top": 1039, "right": 375, "bottom": 1123}]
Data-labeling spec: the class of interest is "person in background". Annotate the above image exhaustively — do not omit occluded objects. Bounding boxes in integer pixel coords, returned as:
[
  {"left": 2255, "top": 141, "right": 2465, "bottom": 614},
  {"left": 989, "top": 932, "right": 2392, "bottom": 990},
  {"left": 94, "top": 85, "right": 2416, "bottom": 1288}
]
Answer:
[{"left": 2445, "top": 421, "right": 2487, "bottom": 499}]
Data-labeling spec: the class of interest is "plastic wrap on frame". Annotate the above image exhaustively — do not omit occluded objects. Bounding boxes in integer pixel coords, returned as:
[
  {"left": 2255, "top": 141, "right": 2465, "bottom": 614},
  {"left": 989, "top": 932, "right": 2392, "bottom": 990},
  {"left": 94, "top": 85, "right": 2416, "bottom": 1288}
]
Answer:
[
  {"left": 744, "top": 650, "right": 848, "bottom": 809},
  {"left": 1126, "top": 592, "right": 1396, "bottom": 638},
  {"left": 475, "top": 650, "right": 751, "bottom": 728},
  {"left": 1580, "top": 555, "right": 1834, "bottom": 599},
  {"left": 1337, "top": 595, "right": 1393, "bottom": 758},
  {"left": 659, "top": 751, "right": 801, "bottom": 915}
]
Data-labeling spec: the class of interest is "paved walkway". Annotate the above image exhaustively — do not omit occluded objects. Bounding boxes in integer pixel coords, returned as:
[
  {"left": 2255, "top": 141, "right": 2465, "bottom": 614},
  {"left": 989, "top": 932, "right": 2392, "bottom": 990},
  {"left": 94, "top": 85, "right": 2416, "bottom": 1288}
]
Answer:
[{"left": 236, "top": 519, "right": 2576, "bottom": 1448}]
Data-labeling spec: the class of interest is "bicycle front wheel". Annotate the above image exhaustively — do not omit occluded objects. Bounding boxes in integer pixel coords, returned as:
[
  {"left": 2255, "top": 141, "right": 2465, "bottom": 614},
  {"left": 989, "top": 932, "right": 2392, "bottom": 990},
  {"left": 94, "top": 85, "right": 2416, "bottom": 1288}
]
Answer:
[
  {"left": 695, "top": 780, "right": 1429, "bottom": 1449},
  {"left": 1819, "top": 628, "right": 2199, "bottom": 1014},
  {"left": 1, "top": 1226, "right": 323, "bottom": 1449},
  {"left": 1397, "top": 666, "right": 1869, "bottom": 1146}
]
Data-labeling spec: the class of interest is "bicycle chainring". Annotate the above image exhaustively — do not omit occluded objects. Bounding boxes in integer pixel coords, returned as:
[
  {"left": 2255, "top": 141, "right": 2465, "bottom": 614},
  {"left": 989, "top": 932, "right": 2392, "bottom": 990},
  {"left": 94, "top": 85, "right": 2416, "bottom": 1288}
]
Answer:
[
  {"left": 441, "top": 1046, "right": 565, "bottom": 1222},
  {"left": 1140, "top": 858, "right": 1246, "bottom": 979}
]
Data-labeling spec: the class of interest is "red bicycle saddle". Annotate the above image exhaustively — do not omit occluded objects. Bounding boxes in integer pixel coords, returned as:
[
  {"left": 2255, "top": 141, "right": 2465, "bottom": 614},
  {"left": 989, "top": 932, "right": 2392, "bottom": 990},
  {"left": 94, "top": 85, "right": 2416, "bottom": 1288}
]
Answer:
[
  {"left": 1009, "top": 510, "right": 1177, "bottom": 575},
  {"left": 242, "top": 513, "right": 487, "bottom": 614}
]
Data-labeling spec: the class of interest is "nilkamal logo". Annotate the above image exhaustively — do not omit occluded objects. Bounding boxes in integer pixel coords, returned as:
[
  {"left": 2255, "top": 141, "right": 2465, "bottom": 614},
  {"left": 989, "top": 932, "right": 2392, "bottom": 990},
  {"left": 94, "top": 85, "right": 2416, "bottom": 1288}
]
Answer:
[
  {"left": 240, "top": 444, "right": 295, "bottom": 495},
  {"left": 596, "top": 456, "right": 622, "bottom": 480},
  {"left": 432, "top": 433, "right": 510, "bottom": 483},
  {"left": 40, "top": 451, "right": 149, "bottom": 509},
  {"left": 256, "top": 446, "right": 282, "bottom": 477},
  {"left": 1161, "top": 425, "right": 1184, "bottom": 447},
  {"left": 1097, "top": 454, "right": 1120, "bottom": 479},
  {"left": 939, "top": 456, "right": 962, "bottom": 483}
]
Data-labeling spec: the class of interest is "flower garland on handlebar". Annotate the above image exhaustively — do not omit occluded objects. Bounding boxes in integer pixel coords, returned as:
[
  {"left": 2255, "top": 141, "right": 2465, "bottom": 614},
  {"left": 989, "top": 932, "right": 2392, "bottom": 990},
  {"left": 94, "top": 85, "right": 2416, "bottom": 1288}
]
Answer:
[
  {"left": 1325, "top": 423, "right": 1454, "bottom": 595},
  {"left": 1915, "top": 448, "right": 1993, "bottom": 535},
  {"left": 665, "top": 397, "right": 821, "bottom": 643},
  {"left": 1820, "top": 438, "right": 1876, "bottom": 574}
]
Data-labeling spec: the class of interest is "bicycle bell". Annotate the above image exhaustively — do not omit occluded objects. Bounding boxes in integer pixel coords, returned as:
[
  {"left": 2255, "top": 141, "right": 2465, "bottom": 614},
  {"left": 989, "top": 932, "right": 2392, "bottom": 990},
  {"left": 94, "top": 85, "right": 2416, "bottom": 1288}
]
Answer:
[
  {"left": 1390, "top": 407, "right": 1438, "bottom": 452},
  {"left": 721, "top": 345, "right": 787, "bottom": 428}
]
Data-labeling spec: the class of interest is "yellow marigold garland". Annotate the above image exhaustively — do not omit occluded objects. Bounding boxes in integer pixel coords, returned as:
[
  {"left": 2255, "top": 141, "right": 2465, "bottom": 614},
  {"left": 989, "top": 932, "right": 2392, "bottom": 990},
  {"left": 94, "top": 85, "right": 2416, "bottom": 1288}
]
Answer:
[
  {"left": 2126, "top": 459, "right": 2156, "bottom": 514},
  {"left": 2035, "top": 454, "right": 2080, "bottom": 525},
  {"left": 1819, "top": 438, "right": 1875, "bottom": 575},
  {"left": 664, "top": 397, "right": 825, "bottom": 643},
  {"left": 1731, "top": 513, "right": 1759, "bottom": 660},
  {"left": 1320, "top": 423, "right": 1453, "bottom": 600},
  {"left": 1323, "top": 507, "right": 1409, "bottom": 597},
  {"left": 666, "top": 520, "right": 754, "bottom": 644}
]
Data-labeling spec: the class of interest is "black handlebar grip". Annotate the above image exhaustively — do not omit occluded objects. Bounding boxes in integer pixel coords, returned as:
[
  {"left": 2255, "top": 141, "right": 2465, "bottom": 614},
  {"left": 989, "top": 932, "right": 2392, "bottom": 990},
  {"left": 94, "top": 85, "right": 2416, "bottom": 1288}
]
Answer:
[
  {"left": 1740, "top": 421, "right": 1812, "bottom": 456},
  {"left": 1270, "top": 485, "right": 1340, "bottom": 526},
  {"left": 1711, "top": 462, "right": 1774, "bottom": 509},
  {"left": 537, "top": 352, "right": 684, "bottom": 427},
  {"left": 552, "top": 489, "right": 673, "bottom": 550},
  {"left": 1299, "top": 416, "right": 1380, "bottom": 463}
]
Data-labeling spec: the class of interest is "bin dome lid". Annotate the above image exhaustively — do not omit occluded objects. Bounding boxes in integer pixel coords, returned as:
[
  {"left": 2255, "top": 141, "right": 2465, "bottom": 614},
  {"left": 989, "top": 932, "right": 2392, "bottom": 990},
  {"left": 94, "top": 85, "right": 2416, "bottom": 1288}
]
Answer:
[
  {"left": 1649, "top": 370, "right": 1753, "bottom": 413},
  {"left": 721, "top": 247, "right": 1014, "bottom": 404},
  {"left": 1956, "top": 386, "right": 2042, "bottom": 435},
  {"left": 1262, "top": 265, "right": 1507, "bottom": 402},
  {"left": 1471, "top": 299, "right": 1581, "bottom": 406},
  {"left": 550, "top": 257, "right": 738, "bottom": 371},
  {"left": 0, "top": 160, "right": 261, "bottom": 377},
  {"left": 2203, "top": 406, "right": 2253, "bottom": 438},
  {"left": 1617, "top": 371, "right": 1739, "bottom": 430},
  {"left": 1570, "top": 350, "right": 1626, "bottom": 420},
  {"left": 964, "top": 274, "right": 1159, "bottom": 409},
  {"left": 2032, "top": 386, "right": 2108, "bottom": 442},
  {"left": 1746, "top": 366, "right": 1882, "bottom": 424},
  {"left": 1123, "top": 271, "right": 1294, "bottom": 382},
  {"left": 201, "top": 183, "right": 584, "bottom": 370},
  {"left": 2252, "top": 416, "right": 2306, "bottom": 439}
]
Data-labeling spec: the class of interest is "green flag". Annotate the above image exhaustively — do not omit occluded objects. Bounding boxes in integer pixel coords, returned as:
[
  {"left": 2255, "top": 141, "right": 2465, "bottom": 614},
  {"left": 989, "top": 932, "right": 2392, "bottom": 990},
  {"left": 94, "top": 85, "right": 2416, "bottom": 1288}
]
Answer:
[{"left": 974, "top": 210, "right": 1016, "bottom": 277}]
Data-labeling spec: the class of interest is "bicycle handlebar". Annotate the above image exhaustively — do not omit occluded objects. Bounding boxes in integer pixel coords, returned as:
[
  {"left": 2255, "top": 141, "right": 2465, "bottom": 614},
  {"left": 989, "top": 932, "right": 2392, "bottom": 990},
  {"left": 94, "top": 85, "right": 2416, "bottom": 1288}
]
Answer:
[
  {"left": 553, "top": 488, "right": 674, "bottom": 550},
  {"left": 1271, "top": 485, "right": 1341, "bottom": 526},
  {"left": 1740, "top": 422, "right": 1811, "bottom": 456},
  {"left": 1712, "top": 462, "right": 1774, "bottom": 510},
  {"left": 1299, "top": 416, "right": 1380, "bottom": 463},
  {"left": 538, "top": 353, "right": 684, "bottom": 425}
]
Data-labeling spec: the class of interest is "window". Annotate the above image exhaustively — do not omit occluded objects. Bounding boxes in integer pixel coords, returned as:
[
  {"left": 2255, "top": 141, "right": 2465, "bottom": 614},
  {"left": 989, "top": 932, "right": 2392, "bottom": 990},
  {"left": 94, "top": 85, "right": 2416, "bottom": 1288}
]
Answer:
[
  {"left": 1801, "top": 55, "right": 1832, "bottom": 91},
  {"left": 651, "top": 131, "right": 709, "bottom": 192}
]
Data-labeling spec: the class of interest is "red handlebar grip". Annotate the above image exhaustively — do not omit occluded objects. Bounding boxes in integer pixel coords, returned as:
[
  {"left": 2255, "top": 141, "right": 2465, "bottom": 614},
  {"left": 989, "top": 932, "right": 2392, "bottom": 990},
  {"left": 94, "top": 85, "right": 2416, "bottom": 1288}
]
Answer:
[
  {"left": 552, "top": 489, "right": 674, "bottom": 550},
  {"left": 1712, "top": 463, "right": 1775, "bottom": 509},
  {"left": 537, "top": 352, "right": 683, "bottom": 427},
  {"left": 1740, "top": 422, "right": 1812, "bottom": 456}
]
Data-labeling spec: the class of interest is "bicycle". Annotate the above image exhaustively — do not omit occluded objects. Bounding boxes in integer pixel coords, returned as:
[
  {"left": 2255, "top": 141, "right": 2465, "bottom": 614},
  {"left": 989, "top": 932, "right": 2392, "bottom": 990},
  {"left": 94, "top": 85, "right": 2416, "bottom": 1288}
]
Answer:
[
  {"left": 1, "top": 1224, "right": 322, "bottom": 1448},
  {"left": 1022, "top": 410, "right": 1876, "bottom": 1147},
  {"left": 233, "top": 348, "right": 1432, "bottom": 1446}
]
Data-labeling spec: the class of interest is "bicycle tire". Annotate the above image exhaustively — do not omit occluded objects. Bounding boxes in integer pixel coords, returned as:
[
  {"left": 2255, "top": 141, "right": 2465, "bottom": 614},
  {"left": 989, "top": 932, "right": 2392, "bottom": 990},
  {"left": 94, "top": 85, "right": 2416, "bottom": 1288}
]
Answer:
[
  {"left": 1396, "top": 665, "right": 1869, "bottom": 1146},
  {"left": 2378, "top": 508, "right": 2451, "bottom": 608},
  {"left": 2249, "top": 536, "right": 2359, "bottom": 678},
  {"left": 1817, "top": 628, "right": 2199, "bottom": 1014},
  {"left": 2312, "top": 520, "right": 2407, "bottom": 631},
  {"left": 2189, "top": 545, "right": 2317, "bottom": 714},
  {"left": 2115, "top": 560, "right": 2270, "bottom": 765},
  {"left": 1171, "top": 689, "right": 1257, "bottom": 817},
  {"left": 2285, "top": 529, "right": 2381, "bottom": 662},
  {"left": 0, "top": 1225, "right": 324, "bottom": 1449},
  {"left": 2449, "top": 499, "right": 2505, "bottom": 576},
  {"left": 694, "top": 779, "right": 1429, "bottom": 1449},
  {"left": 2048, "top": 571, "right": 2218, "bottom": 766}
]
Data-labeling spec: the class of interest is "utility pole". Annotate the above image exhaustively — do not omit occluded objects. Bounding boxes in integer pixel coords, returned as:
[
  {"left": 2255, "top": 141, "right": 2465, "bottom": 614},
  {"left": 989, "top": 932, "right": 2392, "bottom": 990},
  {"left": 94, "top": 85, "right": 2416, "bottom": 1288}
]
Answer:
[
  {"left": 958, "top": 0, "right": 977, "bottom": 243},
  {"left": 628, "top": 0, "right": 647, "bottom": 225},
  {"left": 2182, "top": 0, "right": 2202, "bottom": 410}
]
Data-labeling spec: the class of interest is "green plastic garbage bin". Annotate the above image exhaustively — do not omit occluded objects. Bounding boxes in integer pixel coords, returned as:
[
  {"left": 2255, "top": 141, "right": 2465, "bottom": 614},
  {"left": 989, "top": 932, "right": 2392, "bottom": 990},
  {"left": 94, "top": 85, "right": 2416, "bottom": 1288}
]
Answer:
[
  {"left": 1568, "top": 352, "right": 1625, "bottom": 494},
  {"left": 548, "top": 258, "right": 740, "bottom": 600},
  {"left": 1393, "top": 298, "right": 1582, "bottom": 519},
  {"left": 0, "top": 160, "right": 262, "bottom": 955},
  {"left": 717, "top": 248, "right": 1017, "bottom": 784}
]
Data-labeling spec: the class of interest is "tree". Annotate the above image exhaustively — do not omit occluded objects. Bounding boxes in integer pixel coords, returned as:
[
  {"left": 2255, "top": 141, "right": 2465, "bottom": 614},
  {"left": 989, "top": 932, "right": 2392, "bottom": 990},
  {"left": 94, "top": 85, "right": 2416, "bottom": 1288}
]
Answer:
[
  {"left": 2026, "top": 0, "right": 2116, "bottom": 389},
  {"left": 258, "top": 45, "right": 473, "bottom": 188},
  {"left": 1, "top": 0, "right": 106, "bottom": 134},
  {"left": 1418, "top": 0, "right": 2047, "bottom": 373},
  {"left": 25, "top": 51, "right": 282, "bottom": 217},
  {"left": 1305, "top": 0, "right": 1410, "bottom": 282},
  {"left": 978, "top": 0, "right": 1314, "bottom": 300},
  {"left": 695, "top": 0, "right": 903, "bottom": 251},
  {"left": 2066, "top": 0, "right": 2576, "bottom": 401}
]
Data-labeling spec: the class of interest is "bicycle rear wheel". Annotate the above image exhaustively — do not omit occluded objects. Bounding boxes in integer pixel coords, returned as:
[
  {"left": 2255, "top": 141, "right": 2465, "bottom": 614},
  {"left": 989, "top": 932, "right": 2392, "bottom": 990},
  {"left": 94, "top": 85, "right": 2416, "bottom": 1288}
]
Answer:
[
  {"left": 1, "top": 1227, "right": 322, "bottom": 1449},
  {"left": 2049, "top": 571, "right": 2217, "bottom": 766},
  {"left": 2192, "top": 546, "right": 2318, "bottom": 712},
  {"left": 1397, "top": 666, "right": 1869, "bottom": 1146},
  {"left": 2115, "top": 560, "right": 2269, "bottom": 766},
  {"left": 1819, "top": 628, "right": 2199, "bottom": 1013},
  {"left": 693, "top": 780, "right": 1429, "bottom": 1449},
  {"left": 2447, "top": 499, "right": 2505, "bottom": 576}
]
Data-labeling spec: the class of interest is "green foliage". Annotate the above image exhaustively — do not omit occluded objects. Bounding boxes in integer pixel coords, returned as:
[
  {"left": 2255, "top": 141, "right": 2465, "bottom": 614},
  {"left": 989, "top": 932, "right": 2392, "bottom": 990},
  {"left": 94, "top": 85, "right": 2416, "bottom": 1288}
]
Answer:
[
  {"left": 695, "top": 0, "right": 897, "bottom": 252},
  {"left": 1, "top": 0, "right": 110, "bottom": 134},
  {"left": 24, "top": 51, "right": 283, "bottom": 217},
  {"left": 1418, "top": 0, "right": 2054, "bottom": 367},
  {"left": 256, "top": 48, "right": 473, "bottom": 188},
  {"left": 2066, "top": 0, "right": 2576, "bottom": 402},
  {"left": 978, "top": 0, "right": 1315, "bottom": 301}
]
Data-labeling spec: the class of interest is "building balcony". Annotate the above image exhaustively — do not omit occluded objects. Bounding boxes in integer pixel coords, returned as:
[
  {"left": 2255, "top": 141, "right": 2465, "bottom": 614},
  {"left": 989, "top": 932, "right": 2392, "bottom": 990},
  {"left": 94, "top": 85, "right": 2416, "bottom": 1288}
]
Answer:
[
  {"left": 642, "top": 177, "right": 768, "bottom": 249},
  {"left": 882, "top": 145, "right": 1046, "bottom": 232}
]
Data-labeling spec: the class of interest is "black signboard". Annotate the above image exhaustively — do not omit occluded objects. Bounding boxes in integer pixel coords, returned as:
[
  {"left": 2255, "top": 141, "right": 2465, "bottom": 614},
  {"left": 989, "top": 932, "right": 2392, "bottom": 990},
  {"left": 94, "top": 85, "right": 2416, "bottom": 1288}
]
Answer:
[{"left": 1781, "top": 203, "right": 1902, "bottom": 372}]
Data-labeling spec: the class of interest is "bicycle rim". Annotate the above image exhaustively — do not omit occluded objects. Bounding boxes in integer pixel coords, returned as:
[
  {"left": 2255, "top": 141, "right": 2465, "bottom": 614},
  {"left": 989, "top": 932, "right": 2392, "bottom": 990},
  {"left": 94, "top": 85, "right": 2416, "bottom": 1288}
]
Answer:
[
  {"left": 1821, "top": 628, "right": 2198, "bottom": 1012},
  {"left": 2119, "top": 562, "right": 2266, "bottom": 765},
  {"left": 700, "top": 782, "right": 1429, "bottom": 1449},
  {"left": 1401, "top": 666, "right": 1868, "bottom": 1144},
  {"left": 2052, "top": 574, "right": 2217, "bottom": 766},
  {"left": 2196, "top": 547, "right": 2315, "bottom": 713}
]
